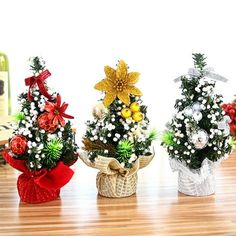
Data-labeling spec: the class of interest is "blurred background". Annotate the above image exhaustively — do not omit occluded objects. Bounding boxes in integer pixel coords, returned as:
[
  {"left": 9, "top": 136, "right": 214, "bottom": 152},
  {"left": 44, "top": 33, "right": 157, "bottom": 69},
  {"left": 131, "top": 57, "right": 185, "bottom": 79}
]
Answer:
[{"left": 1, "top": 0, "right": 235, "bottom": 143}]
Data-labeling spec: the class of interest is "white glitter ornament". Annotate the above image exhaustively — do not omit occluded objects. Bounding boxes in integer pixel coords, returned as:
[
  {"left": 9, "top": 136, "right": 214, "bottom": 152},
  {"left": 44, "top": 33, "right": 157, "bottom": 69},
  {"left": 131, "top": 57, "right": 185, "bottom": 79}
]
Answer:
[
  {"left": 183, "top": 102, "right": 203, "bottom": 122},
  {"left": 192, "top": 102, "right": 201, "bottom": 111},
  {"left": 184, "top": 106, "right": 193, "bottom": 117},
  {"left": 189, "top": 129, "right": 209, "bottom": 149}
]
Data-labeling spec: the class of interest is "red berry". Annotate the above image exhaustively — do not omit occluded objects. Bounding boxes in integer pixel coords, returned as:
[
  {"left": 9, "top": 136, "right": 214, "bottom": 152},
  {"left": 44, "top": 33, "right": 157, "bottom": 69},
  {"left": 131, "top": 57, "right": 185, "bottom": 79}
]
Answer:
[
  {"left": 10, "top": 135, "right": 28, "bottom": 155},
  {"left": 230, "top": 124, "right": 236, "bottom": 131},
  {"left": 229, "top": 109, "right": 235, "bottom": 116},
  {"left": 222, "top": 104, "right": 227, "bottom": 109}
]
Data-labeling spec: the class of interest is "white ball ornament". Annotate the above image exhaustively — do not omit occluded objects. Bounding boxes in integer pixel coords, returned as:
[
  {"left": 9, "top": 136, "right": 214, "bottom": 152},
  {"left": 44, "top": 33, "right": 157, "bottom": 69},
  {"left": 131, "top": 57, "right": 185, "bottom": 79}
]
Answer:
[
  {"left": 192, "top": 102, "right": 201, "bottom": 111},
  {"left": 193, "top": 111, "right": 203, "bottom": 122}
]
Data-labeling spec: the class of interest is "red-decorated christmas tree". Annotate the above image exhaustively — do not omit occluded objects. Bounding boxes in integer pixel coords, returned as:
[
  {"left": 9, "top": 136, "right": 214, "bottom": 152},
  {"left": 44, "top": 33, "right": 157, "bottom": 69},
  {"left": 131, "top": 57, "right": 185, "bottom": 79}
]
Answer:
[{"left": 3, "top": 57, "right": 78, "bottom": 203}]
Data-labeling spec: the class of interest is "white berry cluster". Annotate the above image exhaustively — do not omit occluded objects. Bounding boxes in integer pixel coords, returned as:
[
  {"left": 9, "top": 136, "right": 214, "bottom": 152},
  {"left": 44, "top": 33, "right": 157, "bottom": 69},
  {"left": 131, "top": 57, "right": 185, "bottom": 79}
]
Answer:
[
  {"left": 11, "top": 87, "right": 78, "bottom": 170},
  {"left": 85, "top": 97, "right": 153, "bottom": 165}
]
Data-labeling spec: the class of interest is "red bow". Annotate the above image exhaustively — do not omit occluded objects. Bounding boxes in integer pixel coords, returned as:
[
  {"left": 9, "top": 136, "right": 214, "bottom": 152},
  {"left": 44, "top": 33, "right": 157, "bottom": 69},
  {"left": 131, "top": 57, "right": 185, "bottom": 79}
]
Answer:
[
  {"left": 25, "top": 70, "right": 52, "bottom": 102},
  {"left": 2, "top": 150, "right": 74, "bottom": 190}
]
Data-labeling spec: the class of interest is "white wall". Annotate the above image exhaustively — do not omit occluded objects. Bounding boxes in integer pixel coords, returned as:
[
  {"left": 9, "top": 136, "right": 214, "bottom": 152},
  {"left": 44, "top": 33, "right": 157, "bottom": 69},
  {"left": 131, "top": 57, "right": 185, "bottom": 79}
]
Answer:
[{"left": 1, "top": 0, "right": 236, "bottom": 142}]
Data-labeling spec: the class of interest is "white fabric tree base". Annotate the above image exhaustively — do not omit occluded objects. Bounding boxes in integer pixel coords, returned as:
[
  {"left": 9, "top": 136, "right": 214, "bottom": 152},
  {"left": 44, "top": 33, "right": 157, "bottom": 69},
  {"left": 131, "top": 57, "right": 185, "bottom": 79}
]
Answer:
[
  {"left": 169, "top": 156, "right": 227, "bottom": 196},
  {"left": 178, "top": 171, "right": 215, "bottom": 196}
]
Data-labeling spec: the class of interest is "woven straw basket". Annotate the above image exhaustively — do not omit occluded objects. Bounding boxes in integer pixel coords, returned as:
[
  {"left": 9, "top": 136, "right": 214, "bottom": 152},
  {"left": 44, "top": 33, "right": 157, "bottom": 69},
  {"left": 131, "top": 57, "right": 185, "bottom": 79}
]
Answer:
[
  {"left": 169, "top": 157, "right": 226, "bottom": 196},
  {"left": 79, "top": 152, "right": 154, "bottom": 198}
]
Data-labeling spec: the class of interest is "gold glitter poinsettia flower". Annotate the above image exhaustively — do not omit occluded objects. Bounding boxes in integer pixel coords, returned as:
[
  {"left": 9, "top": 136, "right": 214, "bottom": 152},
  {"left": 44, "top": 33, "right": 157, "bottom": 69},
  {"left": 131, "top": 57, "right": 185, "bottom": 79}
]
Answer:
[{"left": 94, "top": 60, "right": 142, "bottom": 107}]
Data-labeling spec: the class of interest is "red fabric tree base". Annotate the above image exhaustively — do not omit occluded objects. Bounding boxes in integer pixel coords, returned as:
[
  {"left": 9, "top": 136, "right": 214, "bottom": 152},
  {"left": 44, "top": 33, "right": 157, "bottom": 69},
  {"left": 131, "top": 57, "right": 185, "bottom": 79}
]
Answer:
[
  {"left": 17, "top": 172, "right": 60, "bottom": 203},
  {"left": 2, "top": 150, "right": 74, "bottom": 204}
]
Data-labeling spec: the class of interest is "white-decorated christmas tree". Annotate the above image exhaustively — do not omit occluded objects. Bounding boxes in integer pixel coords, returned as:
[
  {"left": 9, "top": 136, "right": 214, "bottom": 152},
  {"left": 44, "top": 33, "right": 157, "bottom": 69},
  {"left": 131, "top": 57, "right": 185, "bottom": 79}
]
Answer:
[{"left": 162, "top": 53, "right": 232, "bottom": 169}]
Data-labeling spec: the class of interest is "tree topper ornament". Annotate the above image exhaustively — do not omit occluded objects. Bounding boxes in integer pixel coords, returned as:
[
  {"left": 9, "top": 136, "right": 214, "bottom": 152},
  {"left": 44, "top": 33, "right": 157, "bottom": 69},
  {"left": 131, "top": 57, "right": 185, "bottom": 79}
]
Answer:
[{"left": 94, "top": 60, "right": 142, "bottom": 107}]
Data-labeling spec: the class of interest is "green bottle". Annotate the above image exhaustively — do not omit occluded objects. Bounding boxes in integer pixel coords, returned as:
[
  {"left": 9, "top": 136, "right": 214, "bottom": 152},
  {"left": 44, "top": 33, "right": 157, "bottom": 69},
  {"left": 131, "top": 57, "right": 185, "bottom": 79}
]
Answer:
[{"left": 0, "top": 52, "right": 10, "bottom": 115}]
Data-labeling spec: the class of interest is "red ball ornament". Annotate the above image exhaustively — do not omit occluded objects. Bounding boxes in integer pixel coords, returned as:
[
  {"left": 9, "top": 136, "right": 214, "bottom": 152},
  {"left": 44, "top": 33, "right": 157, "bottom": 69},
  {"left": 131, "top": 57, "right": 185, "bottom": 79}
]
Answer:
[
  {"left": 10, "top": 135, "right": 28, "bottom": 155},
  {"left": 38, "top": 113, "right": 58, "bottom": 133}
]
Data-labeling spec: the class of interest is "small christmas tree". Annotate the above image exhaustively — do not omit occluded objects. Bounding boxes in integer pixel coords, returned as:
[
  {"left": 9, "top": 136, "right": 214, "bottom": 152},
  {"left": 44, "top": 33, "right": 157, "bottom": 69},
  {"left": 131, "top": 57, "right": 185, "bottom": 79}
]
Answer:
[
  {"left": 83, "top": 60, "right": 156, "bottom": 168},
  {"left": 161, "top": 54, "right": 232, "bottom": 170},
  {"left": 3, "top": 57, "right": 78, "bottom": 203},
  {"left": 80, "top": 60, "right": 156, "bottom": 198}
]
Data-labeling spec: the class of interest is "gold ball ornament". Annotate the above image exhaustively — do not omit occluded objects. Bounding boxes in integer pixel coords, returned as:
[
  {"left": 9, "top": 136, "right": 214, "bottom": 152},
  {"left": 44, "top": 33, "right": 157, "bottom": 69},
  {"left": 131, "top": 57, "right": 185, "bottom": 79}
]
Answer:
[
  {"left": 121, "top": 108, "right": 132, "bottom": 119},
  {"left": 130, "top": 102, "right": 140, "bottom": 112},
  {"left": 132, "top": 111, "right": 144, "bottom": 122}
]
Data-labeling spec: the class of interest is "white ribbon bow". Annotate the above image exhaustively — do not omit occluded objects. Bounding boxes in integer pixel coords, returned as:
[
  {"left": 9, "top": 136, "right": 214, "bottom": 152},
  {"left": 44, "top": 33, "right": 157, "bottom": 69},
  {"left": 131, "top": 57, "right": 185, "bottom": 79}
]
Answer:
[
  {"left": 218, "top": 115, "right": 231, "bottom": 136},
  {"left": 174, "top": 67, "right": 228, "bottom": 83}
]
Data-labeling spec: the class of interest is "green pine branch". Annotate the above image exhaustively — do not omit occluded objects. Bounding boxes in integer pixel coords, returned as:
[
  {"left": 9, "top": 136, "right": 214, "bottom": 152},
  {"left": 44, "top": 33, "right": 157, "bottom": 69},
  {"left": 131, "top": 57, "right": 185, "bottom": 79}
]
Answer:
[{"left": 192, "top": 53, "right": 207, "bottom": 71}]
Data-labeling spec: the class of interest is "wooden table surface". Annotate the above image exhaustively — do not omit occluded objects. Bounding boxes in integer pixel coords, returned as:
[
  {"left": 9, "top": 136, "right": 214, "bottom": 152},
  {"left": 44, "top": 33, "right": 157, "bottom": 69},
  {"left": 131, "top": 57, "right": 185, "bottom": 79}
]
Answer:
[{"left": 0, "top": 147, "right": 236, "bottom": 236}]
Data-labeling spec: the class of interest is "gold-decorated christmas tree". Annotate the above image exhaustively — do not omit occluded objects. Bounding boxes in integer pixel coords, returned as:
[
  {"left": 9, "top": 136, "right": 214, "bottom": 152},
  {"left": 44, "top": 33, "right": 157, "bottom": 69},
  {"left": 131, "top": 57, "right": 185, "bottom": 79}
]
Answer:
[{"left": 82, "top": 60, "right": 156, "bottom": 168}]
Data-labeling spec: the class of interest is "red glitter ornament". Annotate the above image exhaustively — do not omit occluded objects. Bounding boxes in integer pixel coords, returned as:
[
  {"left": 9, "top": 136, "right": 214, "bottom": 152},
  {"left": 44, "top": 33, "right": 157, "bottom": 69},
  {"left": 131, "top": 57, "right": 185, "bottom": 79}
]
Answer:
[
  {"left": 38, "top": 113, "right": 58, "bottom": 133},
  {"left": 10, "top": 135, "right": 28, "bottom": 155}
]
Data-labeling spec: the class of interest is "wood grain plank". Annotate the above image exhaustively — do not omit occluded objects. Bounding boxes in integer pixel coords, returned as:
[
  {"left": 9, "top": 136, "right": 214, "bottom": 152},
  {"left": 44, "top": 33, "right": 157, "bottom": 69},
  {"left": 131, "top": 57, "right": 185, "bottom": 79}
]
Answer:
[{"left": 0, "top": 148, "right": 236, "bottom": 236}]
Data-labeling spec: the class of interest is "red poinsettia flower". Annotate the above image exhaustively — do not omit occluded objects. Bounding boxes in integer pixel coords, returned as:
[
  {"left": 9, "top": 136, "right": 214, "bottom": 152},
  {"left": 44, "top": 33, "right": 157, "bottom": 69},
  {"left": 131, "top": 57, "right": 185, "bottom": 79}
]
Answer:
[{"left": 44, "top": 95, "right": 74, "bottom": 127}]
